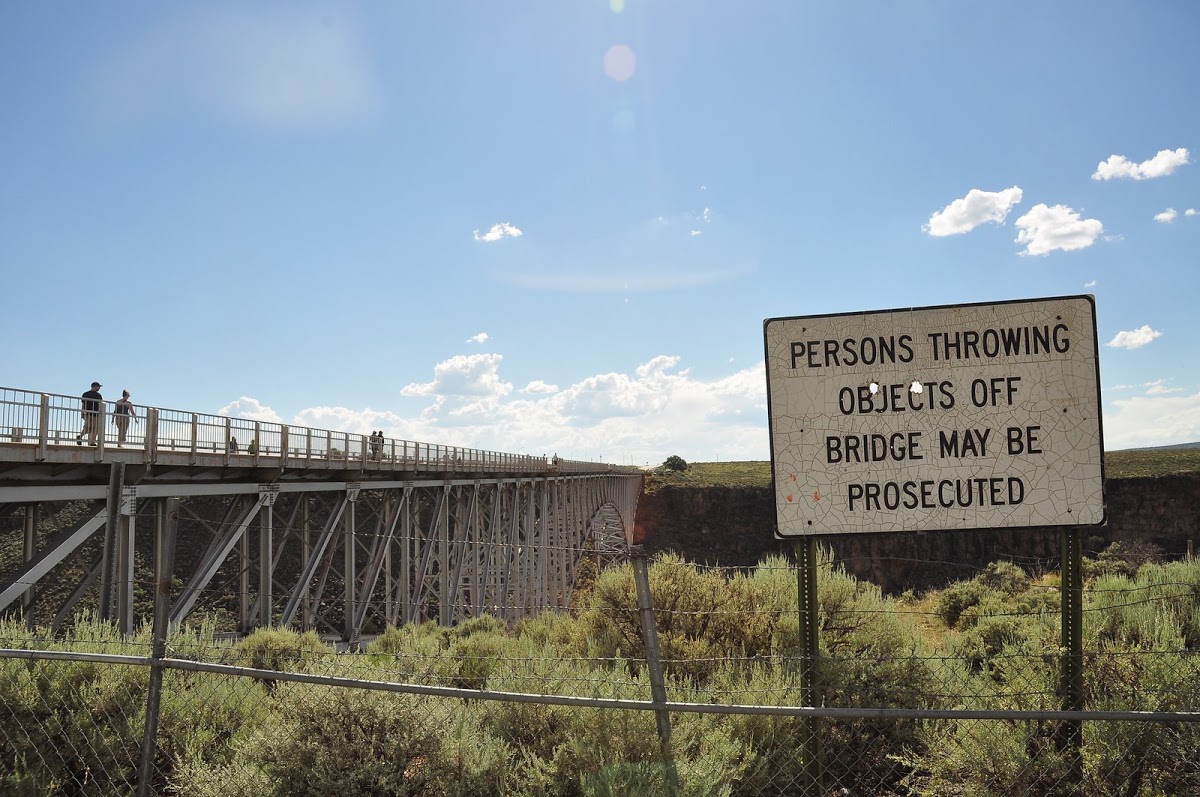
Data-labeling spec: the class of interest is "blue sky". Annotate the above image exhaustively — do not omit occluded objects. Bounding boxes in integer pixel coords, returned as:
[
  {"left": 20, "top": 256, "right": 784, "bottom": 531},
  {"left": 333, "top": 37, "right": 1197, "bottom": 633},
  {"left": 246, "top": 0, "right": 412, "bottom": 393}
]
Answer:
[{"left": 2, "top": 1, "right": 1197, "bottom": 464}]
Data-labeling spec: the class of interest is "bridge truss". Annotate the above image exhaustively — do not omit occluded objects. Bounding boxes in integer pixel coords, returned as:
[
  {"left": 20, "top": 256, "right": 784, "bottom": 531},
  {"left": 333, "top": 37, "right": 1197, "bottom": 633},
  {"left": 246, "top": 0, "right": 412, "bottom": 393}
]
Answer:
[
  {"left": 0, "top": 386, "right": 643, "bottom": 638},
  {"left": 0, "top": 472, "right": 641, "bottom": 640}
]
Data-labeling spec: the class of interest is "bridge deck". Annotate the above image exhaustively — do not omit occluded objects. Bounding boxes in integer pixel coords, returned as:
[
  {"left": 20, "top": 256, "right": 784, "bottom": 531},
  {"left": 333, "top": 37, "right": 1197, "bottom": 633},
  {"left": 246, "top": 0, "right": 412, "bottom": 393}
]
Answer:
[{"left": 0, "top": 387, "right": 636, "bottom": 495}]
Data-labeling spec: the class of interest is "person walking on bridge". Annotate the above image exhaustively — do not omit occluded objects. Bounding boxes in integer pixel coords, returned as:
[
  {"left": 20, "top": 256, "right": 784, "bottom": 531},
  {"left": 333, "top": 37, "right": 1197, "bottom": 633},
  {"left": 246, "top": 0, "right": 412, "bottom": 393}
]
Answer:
[
  {"left": 77, "top": 382, "right": 103, "bottom": 446},
  {"left": 112, "top": 390, "right": 137, "bottom": 446}
]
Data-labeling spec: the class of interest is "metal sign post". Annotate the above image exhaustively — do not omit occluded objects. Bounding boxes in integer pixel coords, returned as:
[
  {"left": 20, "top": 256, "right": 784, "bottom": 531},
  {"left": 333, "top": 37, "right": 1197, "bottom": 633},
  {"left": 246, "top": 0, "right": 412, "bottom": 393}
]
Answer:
[
  {"left": 796, "top": 537, "right": 823, "bottom": 795},
  {"left": 1059, "top": 526, "right": 1084, "bottom": 780},
  {"left": 765, "top": 296, "right": 1106, "bottom": 796}
]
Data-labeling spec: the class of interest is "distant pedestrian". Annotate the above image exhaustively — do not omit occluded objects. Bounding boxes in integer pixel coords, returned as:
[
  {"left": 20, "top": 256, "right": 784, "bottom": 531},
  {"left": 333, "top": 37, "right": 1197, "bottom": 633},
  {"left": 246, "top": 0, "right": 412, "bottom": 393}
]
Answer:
[
  {"left": 78, "top": 382, "right": 103, "bottom": 446},
  {"left": 229, "top": 436, "right": 239, "bottom": 454},
  {"left": 248, "top": 438, "right": 258, "bottom": 456},
  {"left": 112, "top": 390, "right": 138, "bottom": 447}
]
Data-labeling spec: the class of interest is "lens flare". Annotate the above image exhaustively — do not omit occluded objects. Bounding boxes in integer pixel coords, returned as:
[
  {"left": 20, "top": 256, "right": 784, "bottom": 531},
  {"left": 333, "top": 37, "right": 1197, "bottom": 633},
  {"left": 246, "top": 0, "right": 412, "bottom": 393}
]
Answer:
[{"left": 603, "top": 45, "right": 636, "bottom": 82}]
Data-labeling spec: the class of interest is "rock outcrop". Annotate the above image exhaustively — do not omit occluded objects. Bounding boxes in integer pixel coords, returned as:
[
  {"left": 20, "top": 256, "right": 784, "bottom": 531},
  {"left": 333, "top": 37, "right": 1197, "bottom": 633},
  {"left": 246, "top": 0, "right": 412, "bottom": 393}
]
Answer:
[{"left": 634, "top": 473, "right": 1200, "bottom": 592}]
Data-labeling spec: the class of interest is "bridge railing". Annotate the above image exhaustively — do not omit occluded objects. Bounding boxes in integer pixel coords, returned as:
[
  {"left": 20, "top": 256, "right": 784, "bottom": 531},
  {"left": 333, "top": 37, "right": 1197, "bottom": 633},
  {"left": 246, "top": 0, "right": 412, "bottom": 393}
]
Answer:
[{"left": 0, "top": 387, "right": 641, "bottom": 476}]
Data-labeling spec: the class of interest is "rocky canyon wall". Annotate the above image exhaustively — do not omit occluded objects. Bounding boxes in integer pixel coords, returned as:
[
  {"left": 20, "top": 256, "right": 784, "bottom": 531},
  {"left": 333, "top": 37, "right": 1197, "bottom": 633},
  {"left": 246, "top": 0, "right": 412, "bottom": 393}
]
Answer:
[{"left": 632, "top": 473, "right": 1200, "bottom": 593}]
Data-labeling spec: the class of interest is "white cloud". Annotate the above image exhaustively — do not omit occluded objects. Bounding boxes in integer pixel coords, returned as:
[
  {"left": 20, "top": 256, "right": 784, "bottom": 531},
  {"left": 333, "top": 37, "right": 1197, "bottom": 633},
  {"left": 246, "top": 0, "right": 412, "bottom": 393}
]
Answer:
[
  {"left": 1112, "top": 379, "right": 1184, "bottom": 396},
  {"left": 467, "top": 332, "right": 489, "bottom": 344},
  {"left": 93, "top": 8, "right": 378, "bottom": 130},
  {"left": 690, "top": 230, "right": 703, "bottom": 237},
  {"left": 702, "top": 207, "right": 712, "bottom": 223},
  {"left": 1106, "top": 325, "right": 1163, "bottom": 350},
  {"left": 1092, "top": 148, "right": 1190, "bottom": 180},
  {"left": 1013, "top": 203, "right": 1103, "bottom": 256},
  {"left": 1144, "top": 379, "right": 1183, "bottom": 396},
  {"left": 473, "top": 222, "right": 523, "bottom": 242},
  {"left": 522, "top": 380, "right": 559, "bottom": 395},
  {"left": 401, "top": 353, "right": 513, "bottom": 398},
  {"left": 1084, "top": 279, "right": 1097, "bottom": 288},
  {"left": 1155, "top": 208, "right": 1178, "bottom": 223},
  {"left": 924, "top": 186, "right": 1023, "bottom": 237},
  {"left": 313, "top": 353, "right": 770, "bottom": 463},
  {"left": 270, "top": 349, "right": 1199, "bottom": 458},
  {"left": 1105, "top": 390, "right": 1200, "bottom": 449},
  {"left": 292, "top": 405, "right": 411, "bottom": 435},
  {"left": 1187, "top": 209, "right": 1198, "bottom": 217},
  {"left": 217, "top": 397, "right": 284, "bottom": 423}
]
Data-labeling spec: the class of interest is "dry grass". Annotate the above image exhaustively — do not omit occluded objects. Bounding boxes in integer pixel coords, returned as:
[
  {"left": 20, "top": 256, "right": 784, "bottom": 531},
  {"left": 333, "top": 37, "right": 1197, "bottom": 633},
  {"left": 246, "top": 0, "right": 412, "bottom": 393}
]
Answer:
[
  {"left": 644, "top": 460, "right": 771, "bottom": 490},
  {"left": 646, "top": 447, "right": 1199, "bottom": 489},
  {"left": 1104, "top": 447, "right": 1200, "bottom": 479}
]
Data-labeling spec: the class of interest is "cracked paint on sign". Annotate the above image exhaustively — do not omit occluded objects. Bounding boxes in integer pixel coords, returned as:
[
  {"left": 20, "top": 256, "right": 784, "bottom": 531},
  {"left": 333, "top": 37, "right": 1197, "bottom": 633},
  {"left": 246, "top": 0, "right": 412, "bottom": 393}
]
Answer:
[{"left": 763, "top": 296, "right": 1105, "bottom": 537}]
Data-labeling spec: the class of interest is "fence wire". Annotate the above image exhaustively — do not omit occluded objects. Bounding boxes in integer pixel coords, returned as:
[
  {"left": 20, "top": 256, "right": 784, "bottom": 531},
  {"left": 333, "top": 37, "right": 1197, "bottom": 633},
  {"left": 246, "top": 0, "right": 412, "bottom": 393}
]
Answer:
[{"left": 4, "top": 547, "right": 1200, "bottom": 796}]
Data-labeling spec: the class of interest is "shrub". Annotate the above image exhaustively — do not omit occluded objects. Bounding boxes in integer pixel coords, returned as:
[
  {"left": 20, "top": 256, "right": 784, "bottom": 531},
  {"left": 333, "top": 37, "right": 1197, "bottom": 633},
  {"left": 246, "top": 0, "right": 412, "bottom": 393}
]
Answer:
[
  {"left": 1087, "top": 539, "right": 1166, "bottom": 579},
  {"left": 178, "top": 683, "right": 508, "bottom": 797},
  {"left": 976, "top": 561, "right": 1031, "bottom": 595},
  {"left": 0, "top": 617, "right": 158, "bottom": 795},
  {"left": 235, "top": 627, "right": 331, "bottom": 673},
  {"left": 935, "top": 579, "right": 989, "bottom": 628}
]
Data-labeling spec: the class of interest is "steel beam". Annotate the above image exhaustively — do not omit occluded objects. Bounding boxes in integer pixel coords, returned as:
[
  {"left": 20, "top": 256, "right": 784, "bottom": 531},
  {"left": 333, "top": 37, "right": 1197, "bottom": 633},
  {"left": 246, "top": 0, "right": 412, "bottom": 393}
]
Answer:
[
  {"left": 170, "top": 496, "right": 265, "bottom": 626},
  {"left": 116, "top": 488, "right": 137, "bottom": 634},
  {"left": 259, "top": 497, "right": 273, "bottom": 628},
  {"left": 278, "top": 495, "right": 347, "bottom": 628},
  {"left": 352, "top": 489, "right": 407, "bottom": 640},
  {"left": 0, "top": 502, "right": 106, "bottom": 613},
  {"left": 22, "top": 503, "right": 37, "bottom": 627},
  {"left": 52, "top": 553, "right": 103, "bottom": 633},
  {"left": 98, "top": 462, "right": 125, "bottom": 620},
  {"left": 343, "top": 493, "right": 356, "bottom": 642},
  {"left": 1, "top": 472, "right": 641, "bottom": 635}
]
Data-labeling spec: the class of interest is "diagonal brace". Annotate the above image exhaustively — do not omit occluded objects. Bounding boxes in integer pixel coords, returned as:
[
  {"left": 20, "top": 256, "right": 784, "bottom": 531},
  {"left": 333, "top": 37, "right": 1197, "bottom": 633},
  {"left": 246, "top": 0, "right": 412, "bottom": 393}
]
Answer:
[
  {"left": 169, "top": 496, "right": 265, "bottom": 625},
  {"left": 0, "top": 502, "right": 106, "bottom": 612}
]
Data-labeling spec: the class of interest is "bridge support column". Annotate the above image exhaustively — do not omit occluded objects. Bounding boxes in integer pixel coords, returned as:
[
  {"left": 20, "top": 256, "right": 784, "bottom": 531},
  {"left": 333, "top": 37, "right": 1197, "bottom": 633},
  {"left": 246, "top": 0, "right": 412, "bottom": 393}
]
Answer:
[
  {"left": 301, "top": 497, "right": 312, "bottom": 629},
  {"left": 99, "top": 462, "right": 125, "bottom": 621},
  {"left": 399, "top": 494, "right": 413, "bottom": 625},
  {"left": 239, "top": 516, "right": 251, "bottom": 633},
  {"left": 439, "top": 484, "right": 450, "bottom": 626},
  {"left": 260, "top": 499, "right": 273, "bottom": 628},
  {"left": 384, "top": 493, "right": 395, "bottom": 624},
  {"left": 547, "top": 480, "right": 559, "bottom": 609},
  {"left": 343, "top": 489, "right": 358, "bottom": 643},
  {"left": 116, "top": 490, "right": 136, "bottom": 635},
  {"left": 522, "top": 480, "right": 536, "bottom": 616},
  {"left": 22, "top": 503, "right": 37, "bottom": 628}
]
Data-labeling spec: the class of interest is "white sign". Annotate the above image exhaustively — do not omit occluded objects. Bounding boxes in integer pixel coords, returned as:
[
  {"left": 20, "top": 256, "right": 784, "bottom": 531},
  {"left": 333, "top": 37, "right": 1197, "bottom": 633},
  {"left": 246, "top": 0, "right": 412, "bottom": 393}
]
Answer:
[{"left": 764, "top": 296, "right": 1105, "bottom": 537}]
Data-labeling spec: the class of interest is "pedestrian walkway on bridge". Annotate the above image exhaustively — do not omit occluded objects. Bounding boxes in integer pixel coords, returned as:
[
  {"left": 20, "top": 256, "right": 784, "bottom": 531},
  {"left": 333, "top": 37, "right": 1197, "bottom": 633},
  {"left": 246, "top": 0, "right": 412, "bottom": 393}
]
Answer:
[{"left": 0, "top": 386, "right": 635, "bottom": 480}]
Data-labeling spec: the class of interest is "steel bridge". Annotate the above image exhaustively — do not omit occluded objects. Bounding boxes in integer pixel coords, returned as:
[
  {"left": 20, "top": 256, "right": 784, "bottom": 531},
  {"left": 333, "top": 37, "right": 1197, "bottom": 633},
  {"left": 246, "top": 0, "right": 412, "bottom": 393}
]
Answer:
[{"left": 0, "top": 387, "right": 643, "bottom": 642}]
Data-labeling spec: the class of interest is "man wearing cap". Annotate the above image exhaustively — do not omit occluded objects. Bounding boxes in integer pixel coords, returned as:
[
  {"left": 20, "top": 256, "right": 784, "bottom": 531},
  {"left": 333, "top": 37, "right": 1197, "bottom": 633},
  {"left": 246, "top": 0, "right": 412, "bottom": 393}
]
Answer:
[{"left": 78, "top": 382, "right": 103, "bottom": 446}]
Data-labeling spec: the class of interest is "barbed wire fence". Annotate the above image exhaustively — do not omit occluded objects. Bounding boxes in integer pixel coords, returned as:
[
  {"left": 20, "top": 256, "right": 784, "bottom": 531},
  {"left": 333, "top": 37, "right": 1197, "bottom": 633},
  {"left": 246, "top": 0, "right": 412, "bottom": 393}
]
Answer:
[{"left": 3, "top": 511, "right": 1200, "bottom": 795}]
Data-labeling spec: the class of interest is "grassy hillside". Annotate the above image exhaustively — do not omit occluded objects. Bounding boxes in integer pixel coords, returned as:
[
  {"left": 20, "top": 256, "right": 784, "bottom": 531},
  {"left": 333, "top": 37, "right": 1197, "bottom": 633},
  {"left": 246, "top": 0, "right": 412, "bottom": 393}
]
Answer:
[
  {"left": 648, "top": 447, "right": 1200, "bottom": 489},
  {"left": 644, "top": 460, "right": 772, "bottom": 490},
  {"left": 1104, "top": 446, "right": 1200, "bottom": 478}
]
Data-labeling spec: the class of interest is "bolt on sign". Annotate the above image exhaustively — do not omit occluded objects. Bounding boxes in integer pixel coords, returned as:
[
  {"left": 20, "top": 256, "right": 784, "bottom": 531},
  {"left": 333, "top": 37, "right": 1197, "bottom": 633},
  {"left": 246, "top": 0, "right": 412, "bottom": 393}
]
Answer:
[{"left": 764, "top": 296, "right": 1105, "bottom": 537}]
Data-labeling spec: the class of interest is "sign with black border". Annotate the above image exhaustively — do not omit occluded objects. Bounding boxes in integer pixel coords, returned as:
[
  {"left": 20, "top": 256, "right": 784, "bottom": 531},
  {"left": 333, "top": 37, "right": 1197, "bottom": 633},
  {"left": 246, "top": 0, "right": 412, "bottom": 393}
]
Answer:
[{"left": 764, "top": 295, "right": 1105, "bottom": 537}]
